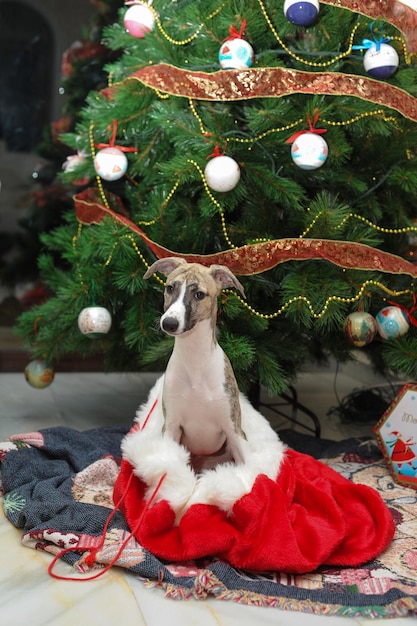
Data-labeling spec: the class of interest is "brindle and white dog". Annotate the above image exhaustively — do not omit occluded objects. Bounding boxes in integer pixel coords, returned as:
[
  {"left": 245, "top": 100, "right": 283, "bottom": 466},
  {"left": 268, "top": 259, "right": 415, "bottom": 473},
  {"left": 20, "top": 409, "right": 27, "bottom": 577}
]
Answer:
[{"left": 144, "top": 257, "right": 247, "bottom": 471}]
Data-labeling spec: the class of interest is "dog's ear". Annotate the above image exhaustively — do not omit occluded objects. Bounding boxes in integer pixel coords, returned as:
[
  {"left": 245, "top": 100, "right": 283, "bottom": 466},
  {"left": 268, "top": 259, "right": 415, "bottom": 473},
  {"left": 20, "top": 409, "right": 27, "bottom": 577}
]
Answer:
[
  {"left": 144, "top": 257, "right": 187, "bottom": 279},
  {"left": 209, "top": 265, "right": 246, "bottom": 298}
]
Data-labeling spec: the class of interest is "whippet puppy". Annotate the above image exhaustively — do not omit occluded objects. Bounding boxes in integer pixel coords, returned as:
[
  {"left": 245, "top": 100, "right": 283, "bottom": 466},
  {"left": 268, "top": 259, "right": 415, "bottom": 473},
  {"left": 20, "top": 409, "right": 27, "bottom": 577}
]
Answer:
[{"left": 144, "top": 257, "right": 247, "bottom": 472}]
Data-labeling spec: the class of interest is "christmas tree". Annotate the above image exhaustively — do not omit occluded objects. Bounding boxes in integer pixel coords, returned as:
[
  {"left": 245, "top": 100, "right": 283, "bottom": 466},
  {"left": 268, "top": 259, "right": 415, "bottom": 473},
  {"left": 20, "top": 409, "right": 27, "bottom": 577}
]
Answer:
[{"left": 16, "top": 0, "right": 417, "bottom": 396}]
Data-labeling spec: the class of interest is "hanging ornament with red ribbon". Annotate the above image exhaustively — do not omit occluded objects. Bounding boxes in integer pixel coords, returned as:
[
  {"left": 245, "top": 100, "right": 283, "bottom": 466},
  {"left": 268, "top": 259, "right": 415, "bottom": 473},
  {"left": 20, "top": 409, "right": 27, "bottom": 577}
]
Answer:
[
  {"left": 204, "top": 146, "right": 241, "bottom": 192},
  {"left": 286, "top": 112, "right": 328, "bottom": 170},
  {"left": 375, "top": 296, "right": 417, "bottom": 340},
  {"left": 218, "top": 19, "right": 254, "bottom": 70},
  {"left": 94, "top": 120, "right": 137, "bottom": 182}
]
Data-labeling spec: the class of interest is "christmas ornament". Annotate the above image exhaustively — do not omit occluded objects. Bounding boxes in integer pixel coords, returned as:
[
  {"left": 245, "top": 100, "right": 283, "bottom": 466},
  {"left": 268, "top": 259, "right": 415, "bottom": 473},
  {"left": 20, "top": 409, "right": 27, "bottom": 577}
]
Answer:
[
  {"left": 343, "top": 311, "right": 377, "bottom": 347},
  {"left": 375, "top": 306, "right": 409, "bottom": 340},
  {"left": 124, "top": 2, "right": 155, "bottom": 38},
  {"left": 284, "top": 0, "right": 320, "bottom": 27},
  {"left": 94, "top": 147, "right": 128, "bottom": 181},
  {"left": 363, "top": 42, "right": 399, "bottom": 79},
  {"left": 219, "top": 19, "right": 254, "bottom": 70},
  {"left": 219, "top": 38, "right": 254, "bottom": 70},
  {"left": 25, "top": 359, "right": 55, "bottom": 389},
  {"left": 62, "top": 152, "right": 90, "bottom": 186},
  {"left": 204, "top": 155, "right": 241, "bottom": 192},
  {"left": 290, "top": 131, "right": 328, "bottom": 170},
  {"left": 78, "top": 306, "right": 112, "bottom": 338}
]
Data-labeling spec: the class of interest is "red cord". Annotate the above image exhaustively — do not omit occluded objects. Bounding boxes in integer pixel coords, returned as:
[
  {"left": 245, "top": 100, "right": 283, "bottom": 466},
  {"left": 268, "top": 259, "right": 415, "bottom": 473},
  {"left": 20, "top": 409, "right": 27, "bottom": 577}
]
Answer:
[{"left": 48, "top": 398, "right": 163, "bottom": 581}]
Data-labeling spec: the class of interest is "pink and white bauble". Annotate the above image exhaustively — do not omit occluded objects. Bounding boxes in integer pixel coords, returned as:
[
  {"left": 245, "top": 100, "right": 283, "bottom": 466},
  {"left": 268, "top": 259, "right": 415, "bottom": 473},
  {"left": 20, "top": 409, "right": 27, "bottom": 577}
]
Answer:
[{"left": 124, "top": 3, "right": 155, "bottom": 39}]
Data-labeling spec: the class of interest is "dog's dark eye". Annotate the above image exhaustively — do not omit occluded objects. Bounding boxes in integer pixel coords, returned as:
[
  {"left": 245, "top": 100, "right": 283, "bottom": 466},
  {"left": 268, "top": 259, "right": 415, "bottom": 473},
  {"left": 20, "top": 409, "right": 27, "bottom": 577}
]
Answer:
[
  {"left": 195, "top": 291, "right": 206, "bottom": 300},
  {"left": 166, "top": 284, "right": 174, "bottom": 294}
]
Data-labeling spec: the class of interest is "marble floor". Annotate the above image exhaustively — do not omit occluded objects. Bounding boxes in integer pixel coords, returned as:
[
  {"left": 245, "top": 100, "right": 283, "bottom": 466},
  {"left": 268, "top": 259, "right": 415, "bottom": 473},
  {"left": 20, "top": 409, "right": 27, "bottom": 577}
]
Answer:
[{"left": 1, "top": 355, "right": 416, "bottom": 625}]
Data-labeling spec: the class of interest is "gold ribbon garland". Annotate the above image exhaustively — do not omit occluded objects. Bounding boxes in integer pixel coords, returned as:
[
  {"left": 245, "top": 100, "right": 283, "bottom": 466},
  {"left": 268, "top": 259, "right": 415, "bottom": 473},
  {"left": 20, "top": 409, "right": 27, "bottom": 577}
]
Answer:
[
  {"left": 73, "top": 188, "right": 417, "bottom": 279},
  {"left": 103, "top": 64, "right": 417, "bottom": 124}
]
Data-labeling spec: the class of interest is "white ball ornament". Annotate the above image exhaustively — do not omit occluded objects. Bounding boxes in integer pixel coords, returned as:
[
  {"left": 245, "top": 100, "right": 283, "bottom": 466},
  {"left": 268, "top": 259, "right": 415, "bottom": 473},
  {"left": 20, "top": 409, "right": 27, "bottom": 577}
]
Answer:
[
  {"left": 375, "top": 306, "right": 409, "bottom": 340},
  {"left": 290, "top": 132, "right": 328, "bottom": 170},
  {"left": 204, "top": 155, "right": 241, "bottom": 192},
  {"left": 363, "top": 42, "right": 399, "bottom": 79},
  {"left": 124, "top": 3, "right": 155, "bottom": 39},
  {"left": 284, "top": 0, "right": 320, "bottom": 27},
  {"left": 219, "top": 38, "right": 254, "bottom": 70},
  {"left": 78, "top": 306, "right": 112, "bottom": 338},
  {"left": 94, "top": 147, "right": 128, "bottom": 181}
]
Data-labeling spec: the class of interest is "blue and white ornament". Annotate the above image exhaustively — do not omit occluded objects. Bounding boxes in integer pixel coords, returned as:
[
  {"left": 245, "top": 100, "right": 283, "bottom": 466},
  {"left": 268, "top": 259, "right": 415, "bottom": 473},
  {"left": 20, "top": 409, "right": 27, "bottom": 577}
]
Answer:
[
  {"left": 363, "top": 42, "right": 399, "bottom": 79},
  {"left": 219, "top": 38, "right": 254, "bottom": 70},
  {"left": 375, "top": 305, "right": 409, "bottom": 340},
  {"left": 290, "top": 132, "right": 328, "bottom": 170},
  {"left": 284, "top": 0, "right": 319, "bottom": 27}
]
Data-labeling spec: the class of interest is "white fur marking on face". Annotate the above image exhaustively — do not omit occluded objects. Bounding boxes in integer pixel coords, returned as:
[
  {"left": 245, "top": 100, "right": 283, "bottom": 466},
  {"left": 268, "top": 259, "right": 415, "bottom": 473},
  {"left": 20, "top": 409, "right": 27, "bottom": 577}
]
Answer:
[{"left": 161, "top": 280, "right": 187, "bottom": 333}]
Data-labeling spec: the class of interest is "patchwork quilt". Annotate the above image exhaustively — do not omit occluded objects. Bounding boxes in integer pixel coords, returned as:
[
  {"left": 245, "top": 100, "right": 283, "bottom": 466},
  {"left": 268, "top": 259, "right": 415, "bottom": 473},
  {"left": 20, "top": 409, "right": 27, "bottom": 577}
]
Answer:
[{"left": 1, "top": 426, "right": 417, "bottom": 619}]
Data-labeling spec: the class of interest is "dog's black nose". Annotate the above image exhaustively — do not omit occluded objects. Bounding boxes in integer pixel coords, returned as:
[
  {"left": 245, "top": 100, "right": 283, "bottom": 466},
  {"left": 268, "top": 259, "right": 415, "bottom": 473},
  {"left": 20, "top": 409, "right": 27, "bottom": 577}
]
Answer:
[{"left": 162, "top": 317, "right": 179, "bottom": 333}]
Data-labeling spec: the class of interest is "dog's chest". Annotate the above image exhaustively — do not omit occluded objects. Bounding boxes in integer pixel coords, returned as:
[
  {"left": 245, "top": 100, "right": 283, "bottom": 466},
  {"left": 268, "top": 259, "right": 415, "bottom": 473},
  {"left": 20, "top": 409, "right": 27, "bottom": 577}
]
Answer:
[
  {"left": 163, "top": 357, "right": 230, "bottom": 419},
  {"left": 162, "top": 350, "right": 236, "bottom": 454}
]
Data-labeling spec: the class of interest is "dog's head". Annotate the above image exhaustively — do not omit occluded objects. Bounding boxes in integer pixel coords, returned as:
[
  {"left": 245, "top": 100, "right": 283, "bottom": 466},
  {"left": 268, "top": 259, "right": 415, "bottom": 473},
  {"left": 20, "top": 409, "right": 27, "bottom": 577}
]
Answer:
[{"left": 144, "top": 257, "right": 245, "bottom": 335}]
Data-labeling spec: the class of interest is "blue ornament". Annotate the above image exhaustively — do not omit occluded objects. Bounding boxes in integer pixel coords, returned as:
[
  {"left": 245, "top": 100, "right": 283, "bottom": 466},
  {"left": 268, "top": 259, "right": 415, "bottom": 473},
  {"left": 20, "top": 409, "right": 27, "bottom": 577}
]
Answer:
[{"left": 284, "top": 0, "right": 319, "bottom": 27}]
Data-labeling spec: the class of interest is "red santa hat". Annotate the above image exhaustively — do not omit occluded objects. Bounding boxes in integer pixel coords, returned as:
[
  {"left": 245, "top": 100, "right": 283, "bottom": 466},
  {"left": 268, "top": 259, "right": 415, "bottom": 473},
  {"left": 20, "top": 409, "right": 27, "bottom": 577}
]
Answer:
[{"left": 114, "top": 376, "right": 395, "bottom": 573}]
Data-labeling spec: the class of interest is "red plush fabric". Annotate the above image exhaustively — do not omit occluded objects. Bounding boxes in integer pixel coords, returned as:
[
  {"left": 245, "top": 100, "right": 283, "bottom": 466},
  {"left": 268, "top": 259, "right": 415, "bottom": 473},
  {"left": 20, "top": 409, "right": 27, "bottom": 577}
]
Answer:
[{"left": 113, "top": 449, "right": 395, "bottom": 573}]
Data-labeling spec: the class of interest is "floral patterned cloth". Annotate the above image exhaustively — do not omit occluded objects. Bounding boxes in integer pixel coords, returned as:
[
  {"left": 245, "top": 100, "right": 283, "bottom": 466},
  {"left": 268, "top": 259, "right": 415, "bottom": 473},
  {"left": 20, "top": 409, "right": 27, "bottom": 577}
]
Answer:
[{"left": 1, "top": 426, "right": 416, "bottom": 619}]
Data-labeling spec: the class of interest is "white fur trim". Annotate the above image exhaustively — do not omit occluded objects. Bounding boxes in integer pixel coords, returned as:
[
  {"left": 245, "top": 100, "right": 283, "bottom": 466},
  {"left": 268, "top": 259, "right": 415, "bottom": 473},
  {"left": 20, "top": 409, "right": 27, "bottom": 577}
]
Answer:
[{"left": 121, "top": 375, "right": 286, "bottom": 518}]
